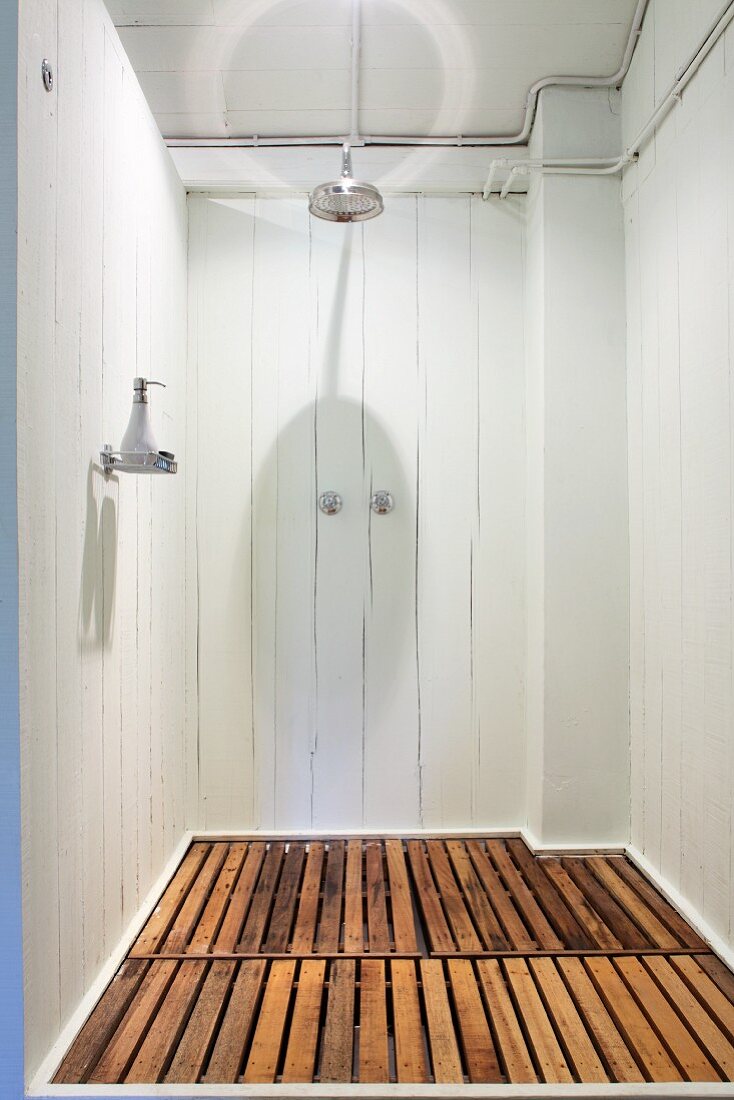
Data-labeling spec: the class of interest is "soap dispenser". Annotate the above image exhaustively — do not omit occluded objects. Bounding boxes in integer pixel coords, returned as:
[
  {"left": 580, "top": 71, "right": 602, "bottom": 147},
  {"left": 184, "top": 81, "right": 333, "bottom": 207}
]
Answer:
[
  {"left": 100, "top": 377, "right": 177, "bottom": 475},
  {"left": 121, "top": 377, "right": 164, "bottom": 455}
]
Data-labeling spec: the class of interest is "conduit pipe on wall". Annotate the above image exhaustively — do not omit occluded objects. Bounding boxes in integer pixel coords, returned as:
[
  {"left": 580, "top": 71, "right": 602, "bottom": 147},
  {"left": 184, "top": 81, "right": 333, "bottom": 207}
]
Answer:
[
  {"left": 165, "top": 0, "right": 649, "bottom": 151},
  {"left": 485, "top": 0, "right": 734, "bottom": 198}
]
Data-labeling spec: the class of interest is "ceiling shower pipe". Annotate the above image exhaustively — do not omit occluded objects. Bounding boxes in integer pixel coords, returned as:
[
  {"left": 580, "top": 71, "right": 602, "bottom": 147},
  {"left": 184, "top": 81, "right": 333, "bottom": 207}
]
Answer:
[
  {"left": 486, "top": 0, "right": 734, "bottom": 197},
  {"left": 165, "top": 0, "right": 649, "bottom": 151}
]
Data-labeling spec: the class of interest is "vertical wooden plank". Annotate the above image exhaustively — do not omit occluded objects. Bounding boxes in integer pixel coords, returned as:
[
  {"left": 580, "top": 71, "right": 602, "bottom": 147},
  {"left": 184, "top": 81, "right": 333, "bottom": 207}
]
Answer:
[
  {"left": 166, "top": 961, "right": 237, "bottom": 1084},
  {"left": 584, "top": 858, "right": 680, "bottom": 948},
  {"left": 416, "top": 195, "right": 476, "bottom": 827},
  {"left": 189, "top": 843, "right": 248, "bottom": 952},
  {"left": 425, "top": 840, "right": 481, "bottom": 951},
  {"left": 318, "top": 839, "right": 345, "bottom": 952},
  {"left": 607, "top": 858, "right": 707, "bottom": 949},
  {"left": 385, "top": 839, "right": 418, "bottom": 953},
  {"left": 486, "top": 841, "right": 563, "bottom": 949},
  {"left": 125, "top": 961, "right": 208, "bottom": 1083},
  {"left": 391, "top": 960, "right": 429, "bottom": 1083},
  {"left": 192, "top": 194, "right": 255, "bottom": 829},
  {"left": 291, "top": 841, "right": 324, "bottom": 953},
  {"left": 130, "top": 843, "right": 210, "bottom": 956},
  {"left": 557, "top": 957, "right": 643, "bottom": 1082},
  {"left": 506, "top": 839, "right": 590, "bottom": 948},
  {"left": 445, "top": 840, "right": 508, "bottom": 950},
  {"left": 540, "top": 858, "right": 623, "bottom": 949},
  {"left": 503, "top": 959, "right": 573, "bottom": 1083},
  {"left": 642, "top": 957, "right": 734, "bottom": 1078},
  {"left": 614, "top": 957, "right": 719, "bottom": 1081},
  {"left": 362, "top": 194, "right": 421, "bottom": 827},
  {"left": 343, "top": 838, "right": 364, "bottom": 953},
  {"left": 243, "top": 960, "right": 296, "bottom": 1084},
  {"left": 561, "top": 858, "right": 649, "bottom": 948},
  {"left": 214, "top": 841, "right": 265, "bottom": 952},
  {"left": 89, "top": 960, "right": 179, "bottom": 1083},
  {"left": 310, "top": 217, "right": 368, "bottom": 829},
  {"left": 465, "top": 840, "right": 535, "bottom": 950},
  {"left": 239, "top": 841, "right": 285, "bottom": 952},
  {"left": 263, "top": 842, "right": 306, "bottom": 952},
  {"left": 281, "top": 960, "right": 326, "bottom": 1083},
  {"left": 365, "top": 840, "right": 390, "bottom": 952},
  {"left": 406, "top": 839, "right": 454, "bottom": 952},
  {"left": 476, "top": 959, "right": 536, "bottom": 1083},
  {"left": 585, "top": 956, "right": 682, "bottom": 1080},
  {"left": 471, "top": 195, "right": 527, "bottom": 825},
  {"left": 205, "top": 960, "right": 266, "bottom": 1083},
  {"left": 320, "top": 959, "right": 356, "bottom": 1083},
  {"left": 447, "top": 959, "right": 501, "bottom": 1082},
  {"left": 421, "top": 960, "right": 463, "bottom": 1083},
  {"left": 529, "top": 957, "right": 608, "bottom": 1082},
  {"left": 359, "top": 959, "right": 389, "bottom": 1083}
]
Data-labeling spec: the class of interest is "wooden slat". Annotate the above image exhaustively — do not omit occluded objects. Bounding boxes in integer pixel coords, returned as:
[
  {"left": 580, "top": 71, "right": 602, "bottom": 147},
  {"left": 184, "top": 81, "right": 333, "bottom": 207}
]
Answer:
[
  {"left": 130, "top": 843, "right": 210, "bottom": 956},
  {"left": 446, "top": 840, "right": 508, "bottom": 950},
  {"left": 281, "top": 960, "right": 326, "bottom": 1082},
  {"left": 343, "top": 839, "right": 364, "bottom": 954},
  {"left": 614, "top": 956, "right": 719, "bottom": 1080},
  {"left": 166, "top": 961, "right": 236, "bottom": 1084},
  {"left": 476, "top": 959, "right": 537, "bottom": 1083},
  {"left": 163, "top": 845, "right": 229, "bottom": 954},
  {"left": 89, "top": 960, "right": 178, "bottom": 1083},
  {"left": 262, "top": 843, "right": 306, "bottom": 953},
  {"left": 557, "top": 957, "right": 643, "bottom": 1082},
  {"left": 585, "top": 859, "right": 680, "bottom": 949},
  {"left": 205, "top": 959, "right": 266, "bottom": 1083},
  {"left": 243, "top": 960, "right": 296, "bottom": 1083},
  {"left": 366, "top": 841, "right": 390, "bottom": 952},
  {"left": 672, "top": 956, "right": 734, "bottom": 1045},
  {"left": 391, "top": 959, "right": 429, "bottom": 1083},
  {"left": 561, "top": 857, "right": 650, "bottom": 949},
  {"left": 486, "top": 841, "right": 563, "bottom": 950},
  {"left": 359, "top": 960, "right": 389, "bottom": 1082},
  {"left": 406, "top": 840, "right": 454, "bottom": 952},
  {"left": 643, "top": 957, "right": 734, "bottom": 1078},
  {"left": 426, "top": 840, "right": 482, "bottom": 951},
  {"left": 318, "top": 840, "right": 345, "bottom": 953},
  {"left": 214, "top": 842, "right": 265, "bottom": 952},
  {"left": 503, "top": 958, "right": 573, "bottom": 1082},
  {"left": 385, "top": 839, "right": 418, "bottom": 952},
  {"left": 506, "top": 840, "right": 590, "bottom": 949},
  {"left": 585, "top": 956, "right": 682, "bottom": 1080},
  {"left": 541, "top": 858, "right": 623, "bottom": 950},
  {"left": 290, "top": 841, "right": 324, "bottom": 953},
  {"left": 447, "top": 959, "right": 501, "bottom": 1082},
  {"left": 466, "top": 840, "right": 536, "bottom": 950},
  {"left": 529, "top": 957, "right": 608, "bottom": 1081},
  {"left": 126, "top": 961, "right": 208, "bottom": 1083},
  {"left": 189, "top": 843, "right": 248, "bottom": 952},
  {"left": 608, "top": 860, "right": 707, "bottom": 950},
  {"left": 54, "top": 960, "right": 149, "bottom": 1083},
  {"left": 239, "top": 842, "right": 286, "bottom": 952},
  {"left": 421, "top": 960, "right": 464, "bottom": 1083},
  {"left": 320, "top": 959, "right": 355, "bottom": 1083}
]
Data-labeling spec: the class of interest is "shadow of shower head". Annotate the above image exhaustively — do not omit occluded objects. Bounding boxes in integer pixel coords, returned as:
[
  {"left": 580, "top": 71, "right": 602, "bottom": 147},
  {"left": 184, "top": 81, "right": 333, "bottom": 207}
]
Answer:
[{"left": 309, "top": 143, "right": 384, "bottom": 223}]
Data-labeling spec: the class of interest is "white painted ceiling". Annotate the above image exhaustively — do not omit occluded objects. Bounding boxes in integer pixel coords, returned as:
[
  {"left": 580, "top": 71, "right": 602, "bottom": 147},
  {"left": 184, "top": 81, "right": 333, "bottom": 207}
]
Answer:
[{"left": 106, "top": 0, "right": 639, "bottom": 141}]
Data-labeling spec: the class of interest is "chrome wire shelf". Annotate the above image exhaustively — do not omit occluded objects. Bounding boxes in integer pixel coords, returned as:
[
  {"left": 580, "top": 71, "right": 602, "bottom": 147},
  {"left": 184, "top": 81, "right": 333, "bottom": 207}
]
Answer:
[{"left": 100, "top": 445, "right": 177, "bottom": 475}]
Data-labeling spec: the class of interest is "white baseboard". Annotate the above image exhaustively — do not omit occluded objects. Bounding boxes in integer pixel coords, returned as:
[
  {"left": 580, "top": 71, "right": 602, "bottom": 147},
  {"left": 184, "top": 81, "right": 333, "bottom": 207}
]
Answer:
[
  {"left": 29, "top": 830, "right": 195, "bottom": 1098},
  {"left": 520, "top": 828, "right": 627, "bottom": 856},
  {"left": 192, "top": 827, "right": 526, "bottom": 841},
  {"left": 625, "top": 845, "right": 734, "bottom": 972}
]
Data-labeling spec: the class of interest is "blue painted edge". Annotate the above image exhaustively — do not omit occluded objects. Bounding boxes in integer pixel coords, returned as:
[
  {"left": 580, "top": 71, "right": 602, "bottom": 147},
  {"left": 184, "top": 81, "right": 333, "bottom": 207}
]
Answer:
[{"left": 0, "top": 0, "right": 25, "bottom": 1096}]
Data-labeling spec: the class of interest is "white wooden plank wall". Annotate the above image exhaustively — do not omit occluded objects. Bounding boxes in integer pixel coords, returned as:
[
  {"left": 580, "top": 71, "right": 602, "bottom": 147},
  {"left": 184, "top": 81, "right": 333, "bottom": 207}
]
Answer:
[
  {"left": 187, "top": 193, "right": 526, "bottom": 831},
  {"left": 17, "top": 0, "right": 189, "bottom": 1081},
  {"left": 623, "top": 0, "right": 734, "bottom": 950}
]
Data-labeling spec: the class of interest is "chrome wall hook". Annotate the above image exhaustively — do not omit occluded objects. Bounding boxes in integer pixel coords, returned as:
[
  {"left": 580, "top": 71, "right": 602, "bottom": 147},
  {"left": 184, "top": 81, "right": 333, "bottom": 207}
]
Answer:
[
  {"left": 371, "top": 490, "right": 394, "bottom": 514},
  {"left": 319, "top": 491, "right": 342, "bottom": 515}
]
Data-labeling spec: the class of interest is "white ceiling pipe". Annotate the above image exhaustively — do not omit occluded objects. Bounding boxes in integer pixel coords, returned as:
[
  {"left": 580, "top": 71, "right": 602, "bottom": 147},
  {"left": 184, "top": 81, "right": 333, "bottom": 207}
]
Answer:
[
  {"left": 165, "top": 0, "right": 649, "bottom": 151},
  {"left": 488, "top": 0, "right": 734, "bottom": 197},
  {"left": 349, "top": 0, "right": 361, "bottom": 144}
]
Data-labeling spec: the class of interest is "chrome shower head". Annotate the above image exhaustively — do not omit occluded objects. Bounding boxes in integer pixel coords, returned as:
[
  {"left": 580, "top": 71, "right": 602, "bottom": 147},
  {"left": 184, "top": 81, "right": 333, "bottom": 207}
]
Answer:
[{"left": 309, "top": 143, "right": 384, "bottom": 223}]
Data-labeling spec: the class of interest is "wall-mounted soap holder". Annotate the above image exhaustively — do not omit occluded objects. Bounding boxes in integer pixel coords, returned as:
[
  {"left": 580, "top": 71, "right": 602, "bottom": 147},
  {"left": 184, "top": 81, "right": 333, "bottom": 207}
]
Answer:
[{"left": 100, "top": 445, "right": 177, "bottom": 475}]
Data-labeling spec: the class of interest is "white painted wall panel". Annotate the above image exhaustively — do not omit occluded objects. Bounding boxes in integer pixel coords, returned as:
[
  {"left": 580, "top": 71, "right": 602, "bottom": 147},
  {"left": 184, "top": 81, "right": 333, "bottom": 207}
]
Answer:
[
  {"left": 18, "top": 0, "right": 189, "bottom": 1082},
  {"left": 623, "top": 5, "right": 734, "bottom": 951},
  {"left": 187, "top": 194, "right": 526, "bottom": 830}
]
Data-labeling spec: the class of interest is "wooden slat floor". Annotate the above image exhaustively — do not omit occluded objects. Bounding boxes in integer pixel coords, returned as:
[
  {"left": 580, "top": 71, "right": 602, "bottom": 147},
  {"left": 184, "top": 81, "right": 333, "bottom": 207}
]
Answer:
[{"left": 55, "top": 837, "right": 734, "bottom": 1086}]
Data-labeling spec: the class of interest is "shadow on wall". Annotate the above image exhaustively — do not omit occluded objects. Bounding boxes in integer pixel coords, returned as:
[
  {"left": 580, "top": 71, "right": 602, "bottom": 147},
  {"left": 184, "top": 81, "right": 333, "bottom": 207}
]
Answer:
[
  {"left": 247, "top": 394, "right": 416, "bottom": 786},
  {"left": 80, "top": 462, "right": 117, "bottom": 649}
]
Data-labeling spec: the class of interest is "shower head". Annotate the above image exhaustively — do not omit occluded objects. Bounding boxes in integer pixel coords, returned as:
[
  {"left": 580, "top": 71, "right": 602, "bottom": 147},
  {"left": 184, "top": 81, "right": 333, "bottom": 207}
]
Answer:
[{"left": 309, "top": 143, "right": 384, "bottom": 223}]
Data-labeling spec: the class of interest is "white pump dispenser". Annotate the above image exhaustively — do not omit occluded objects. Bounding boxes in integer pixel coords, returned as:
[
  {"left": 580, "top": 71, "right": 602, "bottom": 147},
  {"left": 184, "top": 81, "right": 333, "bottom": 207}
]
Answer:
[{"left": 120, "top": 377, "right": 164, "bottom": 456}]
